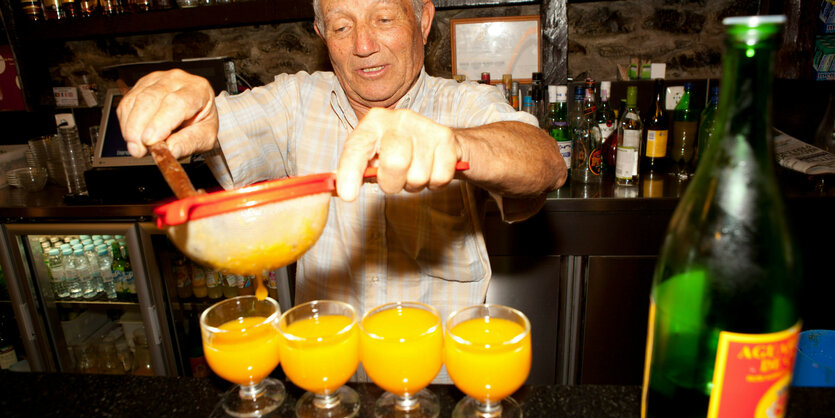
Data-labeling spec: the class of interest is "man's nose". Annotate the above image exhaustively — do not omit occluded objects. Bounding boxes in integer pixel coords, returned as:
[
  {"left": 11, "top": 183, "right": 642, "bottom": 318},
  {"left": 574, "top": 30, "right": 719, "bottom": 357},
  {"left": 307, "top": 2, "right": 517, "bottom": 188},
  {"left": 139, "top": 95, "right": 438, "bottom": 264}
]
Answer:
[{"left": 353, "top": 23, "right": 379, "bottom": 57}]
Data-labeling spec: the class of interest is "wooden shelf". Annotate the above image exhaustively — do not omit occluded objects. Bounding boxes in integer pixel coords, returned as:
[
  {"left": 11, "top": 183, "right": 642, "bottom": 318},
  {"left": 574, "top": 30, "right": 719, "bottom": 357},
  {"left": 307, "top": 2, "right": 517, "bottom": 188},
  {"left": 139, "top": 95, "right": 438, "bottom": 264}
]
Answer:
[{"left": 19, "top": 0, "right": 314, "bottom": 41}]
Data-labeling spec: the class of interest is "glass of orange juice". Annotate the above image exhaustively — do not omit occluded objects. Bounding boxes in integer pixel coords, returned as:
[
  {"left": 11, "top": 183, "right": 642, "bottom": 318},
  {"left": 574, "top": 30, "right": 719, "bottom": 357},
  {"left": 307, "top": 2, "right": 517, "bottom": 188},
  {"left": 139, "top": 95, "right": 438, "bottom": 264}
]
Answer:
[
  {"left": 278, "top": 300, "right": 361, "bottom": 418},
  {"left": 444, "top": 304, "right": 531, "bottom": 418},
  {"left": 360, "top": 301, "right": 443, "bottom": 418},
  {"left": 200, "top": 295, "right": 285, "bottom": 417}
]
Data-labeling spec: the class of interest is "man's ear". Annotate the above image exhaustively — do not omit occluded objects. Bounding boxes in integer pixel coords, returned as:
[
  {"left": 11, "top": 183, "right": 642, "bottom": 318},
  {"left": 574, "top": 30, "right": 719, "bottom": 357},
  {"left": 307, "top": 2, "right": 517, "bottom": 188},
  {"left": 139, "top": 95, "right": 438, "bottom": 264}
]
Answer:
[
  {"left": 314, "top": 21, "right": 325, "bottom": 41},
  {"left": 421, "top": 0, "right": 435, "bottom": 44}
]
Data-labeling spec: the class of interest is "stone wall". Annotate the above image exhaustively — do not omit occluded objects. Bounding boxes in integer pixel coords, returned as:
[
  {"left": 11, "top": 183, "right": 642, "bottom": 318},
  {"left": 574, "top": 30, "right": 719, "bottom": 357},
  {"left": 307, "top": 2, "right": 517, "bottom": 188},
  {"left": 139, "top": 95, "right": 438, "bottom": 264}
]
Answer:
[
  {"left": 567, "top": 0, "right": 759, "bottom": 81},
  {"left": 49, "top": 0, "right": 755, "bottom": 92}
]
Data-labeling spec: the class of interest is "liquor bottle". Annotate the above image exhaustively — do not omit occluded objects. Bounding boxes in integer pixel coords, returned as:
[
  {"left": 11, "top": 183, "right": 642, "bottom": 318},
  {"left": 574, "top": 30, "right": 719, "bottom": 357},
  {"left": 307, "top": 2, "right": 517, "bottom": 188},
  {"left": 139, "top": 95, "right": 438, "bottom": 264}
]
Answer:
[
  {"left": 479, "top": 72, "right": 490, "bottom": 85},
  {"left": 20, "top": 0, "right": 45, "bottom": 20},
  {"left": 510, "top": 81, "right": 520, "bottom": 111},
  {"left": 813, "top": 90, "right": 835, "bottom": 153},
  {"left": 191, "top": 261, "right": 207, "bottom": 299},
  {"left": 110, "top": 241, "right": 129, "bottom": 301},
  {"left": 596, "top": 81, "right": 617, "bottom": 174},
  {"left": 547, "top": 85, "right": 572, "bottom": 173},
  {"left": 615, "top": 86, "right": 642, "bottom": 185},
  {"left": 222, "top": 274, "right": 239, "bottom": 299},
  {"left": 670, "top": 82, "right": 698, "bottom": 179},
  {"left": 172, "top": 255, "right": 192, "bottom": 299},
  {"left": 119, "top": 241, "right": 136, "bottom": 302},
  {"left": 641, "top": 79, "right": 671, "bottom": 174},
  {"left": 502, "top": 74, "right": 513, "bottom": 104},
  {"left": 522, "top": 95, "right": 534, "bottom": 116},
  {"left": 60, "top": 0, "right": 78, "bottom": 17},
  {"left": 78, "top": 0, "right": 98, "bottom": 16},
  {"left": 642, "top": 16, "right": 800, "bottom": 418},
  {"left": 531, "top": 87, "right": 546, "bottom": 128},
  {"left": 97, "top": 246, "right": 117, "bottom": 300},
  {"left": 696, "top": 85, "right": 720, "bottom": 168},
  {"left": 530, "top": 71, "right": 545, "bottom": 121},
  {"left": 206, "top": 269, "right": 223, "bottom": 300},
  {"left": 569, "top": 85, "right": 586, "bottom": 142},
  {"left": 572, "top": 79, "right": 603, "bottom": 183},
  {"left": 42, "top": 0, "right": 64, "bottom": 19}
]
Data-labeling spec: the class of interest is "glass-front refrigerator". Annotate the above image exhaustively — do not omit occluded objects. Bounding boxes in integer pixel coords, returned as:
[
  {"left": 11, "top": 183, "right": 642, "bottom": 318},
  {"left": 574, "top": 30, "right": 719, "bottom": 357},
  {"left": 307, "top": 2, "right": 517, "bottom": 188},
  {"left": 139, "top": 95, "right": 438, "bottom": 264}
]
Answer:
[{"left": 0, "top": 222, "right": 178, "bottom": 375}]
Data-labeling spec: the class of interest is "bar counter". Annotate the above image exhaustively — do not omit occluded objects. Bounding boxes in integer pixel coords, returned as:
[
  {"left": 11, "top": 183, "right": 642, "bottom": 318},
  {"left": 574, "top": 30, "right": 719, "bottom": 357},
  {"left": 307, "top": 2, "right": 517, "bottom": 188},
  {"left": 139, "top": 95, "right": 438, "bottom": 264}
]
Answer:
[{"left": 0, "top": 370, "right": 833, "bottom": 417}]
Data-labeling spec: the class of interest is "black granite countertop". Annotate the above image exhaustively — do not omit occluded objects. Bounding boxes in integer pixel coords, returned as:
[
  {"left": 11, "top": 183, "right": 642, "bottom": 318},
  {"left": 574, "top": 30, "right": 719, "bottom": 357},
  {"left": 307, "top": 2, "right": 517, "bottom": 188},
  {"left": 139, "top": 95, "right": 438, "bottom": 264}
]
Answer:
[{"left": 0, "top": 371, "right": 833, "bottom": 417}]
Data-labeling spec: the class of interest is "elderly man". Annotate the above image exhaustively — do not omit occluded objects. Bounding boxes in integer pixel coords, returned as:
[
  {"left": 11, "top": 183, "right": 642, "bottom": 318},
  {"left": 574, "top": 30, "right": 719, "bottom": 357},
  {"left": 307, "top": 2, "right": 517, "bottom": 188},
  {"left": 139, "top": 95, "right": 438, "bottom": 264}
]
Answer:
[{"left": 118, "top": 0, "right": 565, "bottom": 325}]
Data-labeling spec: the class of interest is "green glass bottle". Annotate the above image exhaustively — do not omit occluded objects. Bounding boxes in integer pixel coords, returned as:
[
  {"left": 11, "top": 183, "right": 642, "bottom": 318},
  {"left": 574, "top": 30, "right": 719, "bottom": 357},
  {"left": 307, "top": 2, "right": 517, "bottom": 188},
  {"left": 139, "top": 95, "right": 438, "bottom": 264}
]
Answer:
[
  {"left": 642, "top": 16, "right": 801, "bottom": 418},
  {"left": 670, "top": 82, "right": 698, "bottom": 179},
  {"left": 696, "top": 85, "right": 720, "bottom": 168},
  {"left": 547, "top": 85, "right": 573, "bottom": 175}
]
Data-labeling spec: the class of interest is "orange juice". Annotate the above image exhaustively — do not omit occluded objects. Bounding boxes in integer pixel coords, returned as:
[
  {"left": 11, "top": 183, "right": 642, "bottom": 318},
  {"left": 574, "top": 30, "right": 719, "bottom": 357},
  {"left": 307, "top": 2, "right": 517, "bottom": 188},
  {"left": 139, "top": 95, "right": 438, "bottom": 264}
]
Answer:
[
  {"left": 279, "top": 314, "right": 359, "bottom": 394},
  {"left": 360, "top": 307, "right": 442, "bottom": 396},
  {"left": 444, "top": 317, "right": 531, "bottom": 403},
  {"left": 255, "top": 273, "right": 268, "bottom": 301},
  {"left": 204, "top": 316, "right": 281, "bottom": 385}
]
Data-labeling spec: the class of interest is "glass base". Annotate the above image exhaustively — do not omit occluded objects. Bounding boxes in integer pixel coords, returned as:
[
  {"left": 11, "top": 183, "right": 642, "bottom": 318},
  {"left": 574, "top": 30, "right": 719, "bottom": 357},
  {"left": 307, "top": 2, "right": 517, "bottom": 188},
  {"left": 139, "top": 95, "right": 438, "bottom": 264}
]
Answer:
[
  {"left": 296, "top": 386, "right": 360, "bottom": 418},
  {"left": 222, "top": 378, "right": 286, "bottom": 417},
  {"left": 451, "top": 396, "right": 522, "bottom": 418},
  {"left": 374, "top": 389, "right": 439, "bottom": 418}
]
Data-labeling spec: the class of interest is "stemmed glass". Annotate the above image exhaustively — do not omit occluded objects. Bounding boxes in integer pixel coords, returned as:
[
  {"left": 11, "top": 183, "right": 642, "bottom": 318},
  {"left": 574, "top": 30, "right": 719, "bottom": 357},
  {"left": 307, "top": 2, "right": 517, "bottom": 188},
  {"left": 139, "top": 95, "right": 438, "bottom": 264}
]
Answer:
[
  {"left": 445, "top": 304, "right": 532, "bottom": 418},
  {"left": 360, "top": 301, "right": 444, "bottom": 418},
  {"left": 278, "top": 300, "right": 361, "bottom": 418},
  {"left": 200, "top": 295, "right": 285, "bottom": 417}
]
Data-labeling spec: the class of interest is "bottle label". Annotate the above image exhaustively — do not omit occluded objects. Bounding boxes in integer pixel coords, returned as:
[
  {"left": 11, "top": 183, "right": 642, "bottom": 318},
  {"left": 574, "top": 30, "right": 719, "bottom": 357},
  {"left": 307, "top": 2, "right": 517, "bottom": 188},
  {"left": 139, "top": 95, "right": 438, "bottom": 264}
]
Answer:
[
  {"left": 642, "top": 299, "right": 801, "bottom": 418},
  {"left": 598, "top": 122, "right": 616, "bottom": 142},
  {"left": 558, "top": 140, "right": 573, "bottom": 169},
  {"left": 615, "top": 147, "right": 638, "bottom": 179},
  {"left": 707, "top": 322, "right": 800, "bottom": 418},
  {"left": 646, "top": 130, "right": 668, "bottom": 157}
]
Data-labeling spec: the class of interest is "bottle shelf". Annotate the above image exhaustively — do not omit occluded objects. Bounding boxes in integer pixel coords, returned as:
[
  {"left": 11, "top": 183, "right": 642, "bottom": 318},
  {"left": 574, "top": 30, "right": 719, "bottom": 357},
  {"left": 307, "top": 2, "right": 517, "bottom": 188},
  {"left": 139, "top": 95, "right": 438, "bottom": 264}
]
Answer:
[
  {"left": 18, "top": 0, "right": 314, "bottom": 41},
  {"left": 54, "top": 298, "right": 138, "bottom": 308}
]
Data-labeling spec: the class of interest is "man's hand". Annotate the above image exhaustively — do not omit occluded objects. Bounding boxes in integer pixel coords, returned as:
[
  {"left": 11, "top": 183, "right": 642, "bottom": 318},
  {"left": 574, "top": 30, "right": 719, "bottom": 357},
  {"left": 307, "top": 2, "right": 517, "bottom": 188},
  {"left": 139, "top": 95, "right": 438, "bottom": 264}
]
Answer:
[
  {"left": 117, "top": 69, "right": 219, "bottom": 160},
  {"left": 336, "top": 108, "right": 462, "bottom": 201}
]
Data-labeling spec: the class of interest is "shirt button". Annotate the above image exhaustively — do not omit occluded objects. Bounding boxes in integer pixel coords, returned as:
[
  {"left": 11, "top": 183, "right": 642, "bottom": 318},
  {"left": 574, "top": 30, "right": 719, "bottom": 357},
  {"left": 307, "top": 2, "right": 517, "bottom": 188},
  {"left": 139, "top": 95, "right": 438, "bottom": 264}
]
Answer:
[{"left": 371, "top": 276, "right": 379, "bottom": 283}]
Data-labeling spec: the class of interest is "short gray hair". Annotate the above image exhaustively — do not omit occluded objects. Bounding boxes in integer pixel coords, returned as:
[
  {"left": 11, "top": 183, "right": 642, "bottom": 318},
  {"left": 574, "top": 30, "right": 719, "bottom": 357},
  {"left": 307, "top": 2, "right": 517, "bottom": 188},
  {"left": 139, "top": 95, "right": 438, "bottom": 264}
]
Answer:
[{"left": 313, "top": 0, "right": 425, "bottom": 37}]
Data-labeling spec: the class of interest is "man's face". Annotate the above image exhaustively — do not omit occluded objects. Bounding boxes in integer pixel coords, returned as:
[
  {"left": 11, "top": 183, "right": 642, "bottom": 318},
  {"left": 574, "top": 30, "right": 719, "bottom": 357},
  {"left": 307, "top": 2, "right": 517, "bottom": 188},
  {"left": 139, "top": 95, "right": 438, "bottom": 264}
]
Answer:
[{"left": 316, "top": 0, "right": 433, "bottom": 112}]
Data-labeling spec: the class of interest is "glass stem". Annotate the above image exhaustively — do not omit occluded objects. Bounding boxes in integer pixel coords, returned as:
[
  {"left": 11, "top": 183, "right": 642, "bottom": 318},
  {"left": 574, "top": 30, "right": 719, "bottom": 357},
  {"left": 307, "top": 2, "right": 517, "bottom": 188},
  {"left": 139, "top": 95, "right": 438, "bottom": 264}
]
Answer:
[
  {"left": 313, "top": 392, "right": 340, "bottom": 409},
  {"left": 238, "top": 380, "right": 266, "bottom": 401},
  {"left": 475, "top": 400, "right": 503, "bottom": 418},
  {"left": 395, "top": 394, "right": 419, "bottom": 411}
]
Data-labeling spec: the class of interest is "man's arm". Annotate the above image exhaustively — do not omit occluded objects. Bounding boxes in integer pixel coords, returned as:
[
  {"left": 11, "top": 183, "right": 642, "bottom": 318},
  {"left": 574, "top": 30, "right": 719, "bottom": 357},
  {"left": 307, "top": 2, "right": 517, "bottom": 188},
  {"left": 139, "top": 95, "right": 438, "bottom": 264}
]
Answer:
[{"left": 336, "top": 108, "right": 566, "bottom": 221}]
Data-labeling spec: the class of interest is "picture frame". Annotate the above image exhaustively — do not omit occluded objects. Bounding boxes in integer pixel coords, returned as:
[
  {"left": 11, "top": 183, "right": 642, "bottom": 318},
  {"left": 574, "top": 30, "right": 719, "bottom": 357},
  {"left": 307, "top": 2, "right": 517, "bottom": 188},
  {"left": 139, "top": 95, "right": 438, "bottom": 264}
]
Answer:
[{"left": 450, "top": 15, "right": 541, "bottom": 84}]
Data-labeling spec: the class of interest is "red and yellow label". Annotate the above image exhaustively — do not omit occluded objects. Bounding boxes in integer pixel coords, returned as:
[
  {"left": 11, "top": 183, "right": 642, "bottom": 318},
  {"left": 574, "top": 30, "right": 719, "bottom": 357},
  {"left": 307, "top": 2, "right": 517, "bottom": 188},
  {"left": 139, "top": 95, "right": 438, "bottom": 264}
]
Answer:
[{"left": 707, "top": 322, "right": 801, "bottom": 418}]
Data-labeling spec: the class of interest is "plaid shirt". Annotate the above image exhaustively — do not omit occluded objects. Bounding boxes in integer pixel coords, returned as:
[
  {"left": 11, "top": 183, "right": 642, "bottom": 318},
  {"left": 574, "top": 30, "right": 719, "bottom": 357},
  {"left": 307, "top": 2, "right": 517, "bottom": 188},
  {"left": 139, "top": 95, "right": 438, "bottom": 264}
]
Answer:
[{"left": 208, "top": 69, "right": 538, "bottom": 325}]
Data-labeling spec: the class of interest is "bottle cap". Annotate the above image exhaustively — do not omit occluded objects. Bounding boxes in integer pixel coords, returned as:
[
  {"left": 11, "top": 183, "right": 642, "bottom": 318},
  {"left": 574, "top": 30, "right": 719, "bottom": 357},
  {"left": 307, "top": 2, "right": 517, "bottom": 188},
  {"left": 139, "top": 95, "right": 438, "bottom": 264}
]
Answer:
[
  {"left": 600, "top": 81, "right": 611, "bottom": 98},
  {"left": 626, "top": 86, "right": 638, "bottom": 106}
]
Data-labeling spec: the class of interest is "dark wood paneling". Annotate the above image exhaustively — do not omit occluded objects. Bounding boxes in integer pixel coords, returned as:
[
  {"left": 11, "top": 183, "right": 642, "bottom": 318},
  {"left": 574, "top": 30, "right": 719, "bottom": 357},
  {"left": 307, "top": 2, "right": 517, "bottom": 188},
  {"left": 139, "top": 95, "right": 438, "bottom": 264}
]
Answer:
[
  {"left": 581, "top": 255, "right": 656, "bottom": 385},
  {"left": 487, "top": 255, "right": 561, "bottom": 385}
]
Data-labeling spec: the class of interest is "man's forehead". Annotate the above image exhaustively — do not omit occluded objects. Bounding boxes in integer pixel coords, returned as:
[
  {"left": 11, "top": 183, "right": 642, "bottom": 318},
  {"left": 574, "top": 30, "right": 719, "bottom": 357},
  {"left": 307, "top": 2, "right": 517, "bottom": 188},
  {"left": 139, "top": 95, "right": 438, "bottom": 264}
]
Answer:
[{"left": 321, "top": 0, "right": 409, "bottom": 16}]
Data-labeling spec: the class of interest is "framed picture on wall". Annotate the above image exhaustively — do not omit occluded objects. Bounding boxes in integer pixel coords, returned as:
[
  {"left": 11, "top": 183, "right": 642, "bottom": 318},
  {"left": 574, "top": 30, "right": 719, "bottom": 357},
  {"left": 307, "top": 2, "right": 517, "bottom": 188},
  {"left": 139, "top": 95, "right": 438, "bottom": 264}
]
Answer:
[{"left": 450, "top": 15, "right": 541, "bottom": 84}]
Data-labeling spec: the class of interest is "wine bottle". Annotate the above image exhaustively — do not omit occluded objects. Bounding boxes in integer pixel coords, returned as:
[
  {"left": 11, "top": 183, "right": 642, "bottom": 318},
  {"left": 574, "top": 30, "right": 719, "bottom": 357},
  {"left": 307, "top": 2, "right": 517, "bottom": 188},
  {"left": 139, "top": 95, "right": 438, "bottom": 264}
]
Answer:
[
  {"left": 547, "top": 85, "right": 572, "bottom": 173},
  {"left": 641, "top": 79, "right": 671, "bottom": 174},
  {"left": 670, "top": 82, "right": 699, "bottom": 179},
  {"left": 642, "top": 15, "right": 801, "bottom": 418},
  {"left": 615, "top": 86, "right": 642, "bottom": 185},
  {"left": 596, "top": 81, "right": 617, "bottom": 174}
]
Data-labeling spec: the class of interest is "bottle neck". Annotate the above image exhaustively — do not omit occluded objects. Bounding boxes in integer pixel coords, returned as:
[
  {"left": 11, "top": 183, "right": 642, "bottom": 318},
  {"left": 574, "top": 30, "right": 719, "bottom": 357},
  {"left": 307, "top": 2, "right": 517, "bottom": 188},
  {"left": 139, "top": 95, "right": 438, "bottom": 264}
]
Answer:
[{"left": 715, "top": 40, "right": 777, "bottom": 167}]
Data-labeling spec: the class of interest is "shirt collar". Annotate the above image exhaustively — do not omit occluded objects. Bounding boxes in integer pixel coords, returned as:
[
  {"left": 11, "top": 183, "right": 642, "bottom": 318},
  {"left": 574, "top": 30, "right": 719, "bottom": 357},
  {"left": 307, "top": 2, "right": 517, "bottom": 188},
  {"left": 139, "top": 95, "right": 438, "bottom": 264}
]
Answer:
[{"left": 329, "top": 67, "right": 428, "bottom": 129}]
